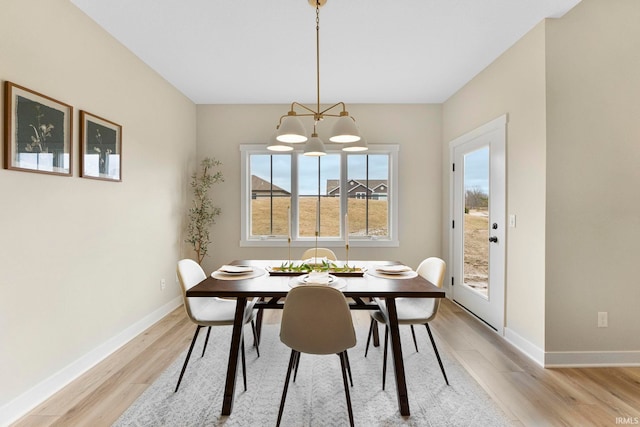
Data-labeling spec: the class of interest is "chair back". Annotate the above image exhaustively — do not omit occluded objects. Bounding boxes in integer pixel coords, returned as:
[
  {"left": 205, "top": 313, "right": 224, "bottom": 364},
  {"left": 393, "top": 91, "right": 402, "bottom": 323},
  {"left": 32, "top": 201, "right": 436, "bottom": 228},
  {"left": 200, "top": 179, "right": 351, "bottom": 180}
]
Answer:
[
  {"left": 280, "top": 285, "right": 356, "bottom": 355},
  {"left": 301, "top": 248, "right": 337, "bottom": 261},
  {"left": 415, "top": 257, "right": 446, "bottom": 318},
  {"left": 177, "top": 259, "right": 207, "bottom": 322}
]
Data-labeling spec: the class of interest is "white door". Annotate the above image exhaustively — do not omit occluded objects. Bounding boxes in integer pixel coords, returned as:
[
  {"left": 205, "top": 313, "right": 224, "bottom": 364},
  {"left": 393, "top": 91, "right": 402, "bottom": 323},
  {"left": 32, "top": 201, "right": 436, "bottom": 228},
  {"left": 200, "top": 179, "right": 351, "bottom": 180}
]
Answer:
[{"left": 450, "top": 115, "right": 506, "bottom": 333}]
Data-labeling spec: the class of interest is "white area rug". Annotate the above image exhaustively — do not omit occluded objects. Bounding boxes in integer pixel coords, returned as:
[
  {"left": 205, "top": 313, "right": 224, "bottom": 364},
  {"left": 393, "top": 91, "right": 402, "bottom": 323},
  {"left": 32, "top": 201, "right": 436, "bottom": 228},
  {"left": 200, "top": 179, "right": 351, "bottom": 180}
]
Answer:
[{"left": 114, "top": 322, "right": 511, "bottom": 426}]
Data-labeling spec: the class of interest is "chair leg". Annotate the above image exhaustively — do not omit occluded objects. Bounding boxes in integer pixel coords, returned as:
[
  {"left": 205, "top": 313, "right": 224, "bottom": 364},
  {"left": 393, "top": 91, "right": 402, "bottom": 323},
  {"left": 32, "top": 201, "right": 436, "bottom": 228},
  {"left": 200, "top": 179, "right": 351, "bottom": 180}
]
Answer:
[
  {"left": 201, "top": 326, "right": 212, "bottom": 358},
  {"left": 382, "top": 325, "right": 389, "bottom": 390},
  {"left": 251, "top": 320, "right": 260, "bottom": 357},
  {"left": 255, "top": 306, "right": 263, "bottom": 345},
  {"left": 364, "top": 317, "right": 375, "bottom": 357},
  {"left": 345, "top": 350, "right": 354, "bottom": 387},
  {"left": 339, "top": 351, "right": 355, "bottom": 427},
  {"left": 293, "top": 350, "right": 301, "bottom": 382},
  {"left": 276, "top": 350, "right": 298, "bottom": 427},
  {"left": 425, "top": 324, "right": 449, "bottom": 386},
  {"left": 175, "top": 325, "right": 203, "bottom": 392},
  {"left": 410, "top": 325, "right": 419, "bottom": 353},
  {"left": 241, "top": 337, "right": 247, "bottom": 391}
]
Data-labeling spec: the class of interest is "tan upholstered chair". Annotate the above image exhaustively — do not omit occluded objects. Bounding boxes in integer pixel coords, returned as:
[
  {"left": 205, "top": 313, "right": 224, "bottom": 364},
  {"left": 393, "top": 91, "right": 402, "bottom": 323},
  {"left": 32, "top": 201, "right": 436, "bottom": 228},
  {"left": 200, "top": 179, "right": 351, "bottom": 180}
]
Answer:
[
  {"left": 175, "top": 259, "right": 259, "bottom": 392},
  {"left": 276, "top": 285, "right": 356, "bottom": 427},
  {"left": 301, "top": 247, "right": 337, "bottom": 261},
  {"left": 364, "top": 257, "right": 449, "bottom": 389}
]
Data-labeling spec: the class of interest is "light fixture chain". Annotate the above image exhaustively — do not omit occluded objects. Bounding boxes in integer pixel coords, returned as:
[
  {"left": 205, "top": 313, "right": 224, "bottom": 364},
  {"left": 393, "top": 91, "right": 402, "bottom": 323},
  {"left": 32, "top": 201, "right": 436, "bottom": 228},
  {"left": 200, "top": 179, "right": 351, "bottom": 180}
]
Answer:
[{"left": 316, "top": 1, "right": 321, "bottom": 114}]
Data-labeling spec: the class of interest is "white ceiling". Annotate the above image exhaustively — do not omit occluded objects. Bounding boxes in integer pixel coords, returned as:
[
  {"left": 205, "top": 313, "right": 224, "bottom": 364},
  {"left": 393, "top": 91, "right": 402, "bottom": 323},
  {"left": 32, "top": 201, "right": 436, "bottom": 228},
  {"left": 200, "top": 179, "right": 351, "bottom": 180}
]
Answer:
[{"left": 70, "top": 0, "right": 581, "bottom": 105}]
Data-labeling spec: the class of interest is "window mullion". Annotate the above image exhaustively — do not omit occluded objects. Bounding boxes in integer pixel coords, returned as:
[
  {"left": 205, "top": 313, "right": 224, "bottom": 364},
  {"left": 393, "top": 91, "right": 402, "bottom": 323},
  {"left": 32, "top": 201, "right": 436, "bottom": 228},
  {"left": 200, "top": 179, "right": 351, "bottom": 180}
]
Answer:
[
  {"left": 340, "top": 152, "right": 348, "bottom": 242},
  {"left": 291, "top": 153, "right": 298, "bottom": 241}
]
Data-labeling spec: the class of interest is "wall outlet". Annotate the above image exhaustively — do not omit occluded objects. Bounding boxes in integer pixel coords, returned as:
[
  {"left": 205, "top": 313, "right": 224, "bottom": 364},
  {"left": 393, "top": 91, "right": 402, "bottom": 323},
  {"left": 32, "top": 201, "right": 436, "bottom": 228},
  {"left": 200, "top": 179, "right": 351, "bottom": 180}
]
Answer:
[
  {"left": 160, "top": 278, "right": 166, "bottom": 291},
  {"left": 597, "top": 311, "right": 608, "bottom": 328}
]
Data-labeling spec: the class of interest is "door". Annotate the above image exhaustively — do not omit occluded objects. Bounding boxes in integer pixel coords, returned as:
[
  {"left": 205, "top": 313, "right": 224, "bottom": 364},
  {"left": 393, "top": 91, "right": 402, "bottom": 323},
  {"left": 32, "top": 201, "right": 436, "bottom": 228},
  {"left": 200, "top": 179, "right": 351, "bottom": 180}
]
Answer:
[{"left": 450, "top": 115, "right": 506, "bottom": 333}]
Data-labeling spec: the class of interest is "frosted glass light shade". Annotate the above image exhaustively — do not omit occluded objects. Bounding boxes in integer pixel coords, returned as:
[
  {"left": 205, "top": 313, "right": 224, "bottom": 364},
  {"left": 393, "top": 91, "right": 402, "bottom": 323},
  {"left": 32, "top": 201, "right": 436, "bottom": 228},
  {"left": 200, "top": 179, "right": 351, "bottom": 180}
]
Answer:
[
  {"left": 329, "top": 115, "right": 361, "bottom": 143},
  {"left": 303, "top": 134, "right": 326, "bottom": 156},
  {"left": 277, "top": 116, "right": 308, "bottom": 143}
]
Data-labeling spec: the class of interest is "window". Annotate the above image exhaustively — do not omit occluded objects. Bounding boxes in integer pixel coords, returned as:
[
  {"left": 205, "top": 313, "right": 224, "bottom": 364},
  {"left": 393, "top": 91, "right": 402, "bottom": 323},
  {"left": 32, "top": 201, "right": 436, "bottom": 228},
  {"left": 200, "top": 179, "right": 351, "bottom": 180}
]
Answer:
[{"left": 240, "top": 144, "right": 399, "bottom": 247}]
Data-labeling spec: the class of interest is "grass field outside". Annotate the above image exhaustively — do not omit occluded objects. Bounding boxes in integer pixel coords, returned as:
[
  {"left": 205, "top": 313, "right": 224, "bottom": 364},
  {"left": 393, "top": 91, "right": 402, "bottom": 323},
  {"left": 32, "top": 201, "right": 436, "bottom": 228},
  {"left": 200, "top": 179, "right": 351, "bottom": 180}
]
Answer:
[
  {"left": 251, "top": 197, "right": 388, "bottom": 238},
  {"left": 464, "top": 209, "right": 489, "bottom": 296}
]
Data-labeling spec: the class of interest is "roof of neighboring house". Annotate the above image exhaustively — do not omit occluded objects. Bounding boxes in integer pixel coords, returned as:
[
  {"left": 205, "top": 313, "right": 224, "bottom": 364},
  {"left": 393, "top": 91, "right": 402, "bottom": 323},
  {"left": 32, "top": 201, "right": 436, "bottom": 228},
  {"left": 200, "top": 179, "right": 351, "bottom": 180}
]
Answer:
[
  {"left": 251, "top": 175, "right": 290, "bottom": 194},
  {"left": 327, "top": 179, "right": 388, "bottom": 194}
]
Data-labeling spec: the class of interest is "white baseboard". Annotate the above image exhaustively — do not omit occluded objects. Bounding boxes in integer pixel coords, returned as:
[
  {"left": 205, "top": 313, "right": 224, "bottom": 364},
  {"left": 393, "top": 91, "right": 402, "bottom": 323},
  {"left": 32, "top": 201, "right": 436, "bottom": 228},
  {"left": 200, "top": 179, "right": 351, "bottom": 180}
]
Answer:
[
  {"left": 504, "top": 327, "right": 640, "bottom": 367},
  {"left": 504, "top": 327, "right": 545, "bottom": 367},
  {"left": 0, "top": 296, "right": 182, "bottom": 426},
  {"left": 544, "top": 351, "right": 640, "bottom": 367}
]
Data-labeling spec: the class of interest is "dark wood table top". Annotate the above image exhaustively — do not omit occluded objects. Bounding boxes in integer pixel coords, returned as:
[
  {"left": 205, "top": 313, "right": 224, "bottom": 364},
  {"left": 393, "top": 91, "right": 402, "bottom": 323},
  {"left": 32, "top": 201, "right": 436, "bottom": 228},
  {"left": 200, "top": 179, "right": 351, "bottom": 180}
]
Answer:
[{"left": 187, "top": 260, "right": 445, "bottom": 299}]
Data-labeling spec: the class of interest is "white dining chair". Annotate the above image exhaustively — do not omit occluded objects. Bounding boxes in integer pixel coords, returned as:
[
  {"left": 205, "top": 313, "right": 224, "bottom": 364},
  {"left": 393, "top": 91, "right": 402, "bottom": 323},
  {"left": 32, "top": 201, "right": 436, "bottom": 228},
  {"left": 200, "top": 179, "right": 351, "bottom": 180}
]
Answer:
[
  {"left": 276, "top": 285, "right": 357, "bottom": 427},
  {"left": 175, "top": 259, "right": 259, "bottom": 392},
  {"left": 301, "top": 247, "right": 337, "bottom": 261},
  {"left": 364, "top": 257, "right": 449, "bottom": 389}
]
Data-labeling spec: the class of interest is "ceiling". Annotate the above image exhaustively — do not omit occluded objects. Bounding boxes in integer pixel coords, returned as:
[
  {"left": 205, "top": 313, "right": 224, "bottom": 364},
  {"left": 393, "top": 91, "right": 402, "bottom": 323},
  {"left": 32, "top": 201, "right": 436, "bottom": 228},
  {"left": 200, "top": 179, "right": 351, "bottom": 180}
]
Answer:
[{"left": 70, "top": 0, "right": 581, "bottom": 105}]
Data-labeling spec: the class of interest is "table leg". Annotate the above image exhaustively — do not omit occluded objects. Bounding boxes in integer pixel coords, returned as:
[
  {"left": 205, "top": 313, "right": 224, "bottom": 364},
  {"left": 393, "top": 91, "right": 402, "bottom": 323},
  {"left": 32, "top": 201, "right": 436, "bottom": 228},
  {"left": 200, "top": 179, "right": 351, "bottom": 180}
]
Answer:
[
  {"left": 371, "top": 297, "right": 380, "bottom": 347},
  {"left": 385, "top": 297, "right": 410, "bottom": 416},
  {"left": 373, "top": 321, "right": 380, "bottom": 347},
  {"left": 221, "top": 296, "right": 247, "bottom": 415}
]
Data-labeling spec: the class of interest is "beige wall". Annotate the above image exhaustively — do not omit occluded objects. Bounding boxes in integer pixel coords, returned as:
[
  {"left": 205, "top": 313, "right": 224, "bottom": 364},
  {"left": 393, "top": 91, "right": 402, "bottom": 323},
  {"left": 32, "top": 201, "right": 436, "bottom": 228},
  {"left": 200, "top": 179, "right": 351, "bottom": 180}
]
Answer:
[
  {"left": 443, "top": 22, "right": 548, "bottom": 349},
  {"left": 443, "top": 0, "right": 640, "bottom": 360},
  {"left": 196, "top": 104, "right": 443, "bottom": 274},
  {"left": 545, "top": 0, "right": 640, "bottom": 353},
  {"left": 0, "top": 0, "right": 196, "bottom": 413}
]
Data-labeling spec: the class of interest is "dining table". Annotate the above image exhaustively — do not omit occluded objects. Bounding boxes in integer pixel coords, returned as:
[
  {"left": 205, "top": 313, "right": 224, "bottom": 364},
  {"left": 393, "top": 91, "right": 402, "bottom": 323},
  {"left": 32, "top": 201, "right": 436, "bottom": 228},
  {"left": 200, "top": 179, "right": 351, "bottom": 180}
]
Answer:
[{"left": 186, "top": 259, "right": 446, "bottom": 417}]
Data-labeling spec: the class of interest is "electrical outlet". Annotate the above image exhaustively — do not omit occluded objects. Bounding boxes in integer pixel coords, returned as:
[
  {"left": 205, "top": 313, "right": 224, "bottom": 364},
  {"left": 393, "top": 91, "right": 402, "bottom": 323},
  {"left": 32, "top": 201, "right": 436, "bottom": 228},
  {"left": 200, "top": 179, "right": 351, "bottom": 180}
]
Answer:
[
  {"left": 597, "top": 312, "right": 608, "bottom": 328},
  {"left": 160, "top": 278, "right": 166, "bottom": 291}
]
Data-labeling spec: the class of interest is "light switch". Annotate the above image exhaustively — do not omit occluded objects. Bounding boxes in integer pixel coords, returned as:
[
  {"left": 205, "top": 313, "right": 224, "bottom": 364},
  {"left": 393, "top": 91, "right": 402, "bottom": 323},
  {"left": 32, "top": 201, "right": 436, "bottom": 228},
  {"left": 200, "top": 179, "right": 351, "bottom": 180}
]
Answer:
[{"left": 509, "top": 214, "right": 516, "bottom": 228}]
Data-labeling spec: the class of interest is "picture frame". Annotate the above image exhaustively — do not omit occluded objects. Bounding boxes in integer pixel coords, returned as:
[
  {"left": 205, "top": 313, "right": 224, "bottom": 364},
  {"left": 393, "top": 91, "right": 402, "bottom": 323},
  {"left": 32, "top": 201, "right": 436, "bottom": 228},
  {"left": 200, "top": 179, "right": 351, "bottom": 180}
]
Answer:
[
  {"left": 80, "top": 110, "right": 122, "bottom": 182},
  {"left": 3, "top": 81, "right": 73, "bottom": 176}
]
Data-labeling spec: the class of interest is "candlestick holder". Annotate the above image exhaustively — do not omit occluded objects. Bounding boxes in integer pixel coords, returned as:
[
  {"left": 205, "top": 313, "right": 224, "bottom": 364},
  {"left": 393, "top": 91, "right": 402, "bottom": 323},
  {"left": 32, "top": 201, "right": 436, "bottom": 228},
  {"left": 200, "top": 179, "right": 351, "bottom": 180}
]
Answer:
[
  {"left": 314, "top": 231, "right": 319, "bottom": 257},
  {"left": 288, "top": 237, "right": 291, "bottom": 265},
  {"left": 345, "top": 243, "right": 350, "bottom": 270}
]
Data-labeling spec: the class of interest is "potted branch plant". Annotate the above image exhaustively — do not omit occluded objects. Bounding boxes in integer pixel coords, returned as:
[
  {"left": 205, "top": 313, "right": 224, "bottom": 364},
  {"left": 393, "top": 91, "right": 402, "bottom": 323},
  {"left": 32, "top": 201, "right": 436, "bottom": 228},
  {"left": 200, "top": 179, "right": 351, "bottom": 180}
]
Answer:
[{"left": 185, "top": 157, "right": 224, "bottom": 265}]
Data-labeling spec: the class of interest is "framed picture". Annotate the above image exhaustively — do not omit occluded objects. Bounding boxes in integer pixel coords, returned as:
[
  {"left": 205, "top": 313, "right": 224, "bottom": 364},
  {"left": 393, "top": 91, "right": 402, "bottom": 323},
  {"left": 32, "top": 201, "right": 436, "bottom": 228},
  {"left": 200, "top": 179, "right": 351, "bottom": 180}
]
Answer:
[
  {"left": 3, "top": 81, "right": 73, "bottom": 176},
  {"left": 80, "top": 111, "right": 122, "bottom": 182}
]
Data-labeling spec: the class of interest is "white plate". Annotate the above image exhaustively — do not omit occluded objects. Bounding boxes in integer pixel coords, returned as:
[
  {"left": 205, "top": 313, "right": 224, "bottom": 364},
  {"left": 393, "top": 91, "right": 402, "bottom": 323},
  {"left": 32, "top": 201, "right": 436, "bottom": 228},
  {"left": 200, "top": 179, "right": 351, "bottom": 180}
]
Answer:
[
  {"left": 218, "top": 265, "right": 254, "bottom": 274},
  {"left": 375, "top": 265, "right": 412, "bottom": 274},
  {"left": 289, "top": 274, "right": 345, "bottom": 289},
  {"left": 298, "top": 274, "right": 337, "bottom": 284}
]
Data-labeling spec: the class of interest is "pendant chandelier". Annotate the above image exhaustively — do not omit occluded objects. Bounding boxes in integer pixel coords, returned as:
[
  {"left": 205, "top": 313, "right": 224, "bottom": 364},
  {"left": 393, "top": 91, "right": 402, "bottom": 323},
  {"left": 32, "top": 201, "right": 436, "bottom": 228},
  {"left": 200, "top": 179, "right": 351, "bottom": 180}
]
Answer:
[{"left": 267, "top": 0, "right": 368, "bottom": 156}]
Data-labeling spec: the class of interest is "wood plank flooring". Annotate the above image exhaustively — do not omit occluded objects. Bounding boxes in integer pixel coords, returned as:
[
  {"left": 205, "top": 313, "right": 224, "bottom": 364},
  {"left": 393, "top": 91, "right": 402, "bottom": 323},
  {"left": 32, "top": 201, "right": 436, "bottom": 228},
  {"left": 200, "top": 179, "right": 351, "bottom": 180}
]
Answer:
[{"left": 12, "top": 299, "right": 640, "bottom": 426}]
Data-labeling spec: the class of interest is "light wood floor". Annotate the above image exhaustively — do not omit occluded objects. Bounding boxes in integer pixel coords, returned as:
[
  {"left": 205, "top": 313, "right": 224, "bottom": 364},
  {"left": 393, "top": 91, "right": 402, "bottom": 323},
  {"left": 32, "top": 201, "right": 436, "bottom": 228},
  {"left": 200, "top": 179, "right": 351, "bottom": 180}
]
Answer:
[{"left": 13, "top": 299, "right": 640, "bottom": 427}]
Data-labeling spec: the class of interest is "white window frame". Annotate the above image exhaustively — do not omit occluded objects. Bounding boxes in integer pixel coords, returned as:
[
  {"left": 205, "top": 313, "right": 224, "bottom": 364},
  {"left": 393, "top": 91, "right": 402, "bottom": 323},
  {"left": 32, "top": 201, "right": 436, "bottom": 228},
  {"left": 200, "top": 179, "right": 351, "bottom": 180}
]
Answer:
[{"left": 240, "top": 143, "right": 399, "bottom": 247}]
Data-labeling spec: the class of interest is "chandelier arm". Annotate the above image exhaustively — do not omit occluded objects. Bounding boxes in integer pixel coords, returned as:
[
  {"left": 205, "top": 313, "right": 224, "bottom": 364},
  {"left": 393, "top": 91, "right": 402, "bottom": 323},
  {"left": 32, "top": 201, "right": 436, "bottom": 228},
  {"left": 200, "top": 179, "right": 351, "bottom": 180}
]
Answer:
[
  {"left": 318, "top": 101, "right": 348, "bottom": 116},
  {"left": 290, "top": 102, "right": 319, "bottom": 115}
]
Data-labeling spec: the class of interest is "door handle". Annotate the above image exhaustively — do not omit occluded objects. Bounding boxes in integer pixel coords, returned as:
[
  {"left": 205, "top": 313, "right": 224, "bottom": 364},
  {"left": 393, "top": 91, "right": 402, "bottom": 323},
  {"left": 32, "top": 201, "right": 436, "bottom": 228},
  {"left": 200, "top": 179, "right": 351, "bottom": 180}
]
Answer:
[{"left": 489, "top": 236, "right": 498, "bottom": 243}]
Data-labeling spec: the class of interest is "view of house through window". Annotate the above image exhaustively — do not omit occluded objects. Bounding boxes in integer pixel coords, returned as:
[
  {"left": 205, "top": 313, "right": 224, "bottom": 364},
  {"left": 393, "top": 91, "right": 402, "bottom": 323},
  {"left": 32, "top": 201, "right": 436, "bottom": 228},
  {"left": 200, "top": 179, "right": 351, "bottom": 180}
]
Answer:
[
  {"left": 347, "top": 154, "right": 389, "bottom": 238},
  {"left": 250, "top": 154, "right": 291, "bottom": 236},
  {"left": 298, "top": 154, "right": 340, "bottom": 237},
  {"left": 244, "top": 146, "right": 395, "bottom": 244}
]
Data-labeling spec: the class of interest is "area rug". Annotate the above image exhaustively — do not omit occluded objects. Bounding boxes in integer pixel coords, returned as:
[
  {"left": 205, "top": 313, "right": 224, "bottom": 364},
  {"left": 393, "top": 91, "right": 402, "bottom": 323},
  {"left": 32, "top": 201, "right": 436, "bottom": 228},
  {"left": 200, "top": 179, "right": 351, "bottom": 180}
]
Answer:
[{"left": 114, "top": 323, "right": 512, "bottom": 426}]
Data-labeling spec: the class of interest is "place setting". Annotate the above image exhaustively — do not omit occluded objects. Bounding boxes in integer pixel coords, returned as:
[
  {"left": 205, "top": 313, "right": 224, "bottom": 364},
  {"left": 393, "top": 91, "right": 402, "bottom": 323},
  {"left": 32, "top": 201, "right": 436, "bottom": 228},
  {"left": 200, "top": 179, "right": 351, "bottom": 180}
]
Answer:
[
  {"left": 366, "top": 264, "right": 418, "bottom": 279},
  {"left": 288, "top": 270, "right": 346, "bottom": 290},
  {"left": 211, "top": 264, "right": 266, "bottom": 280}
]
